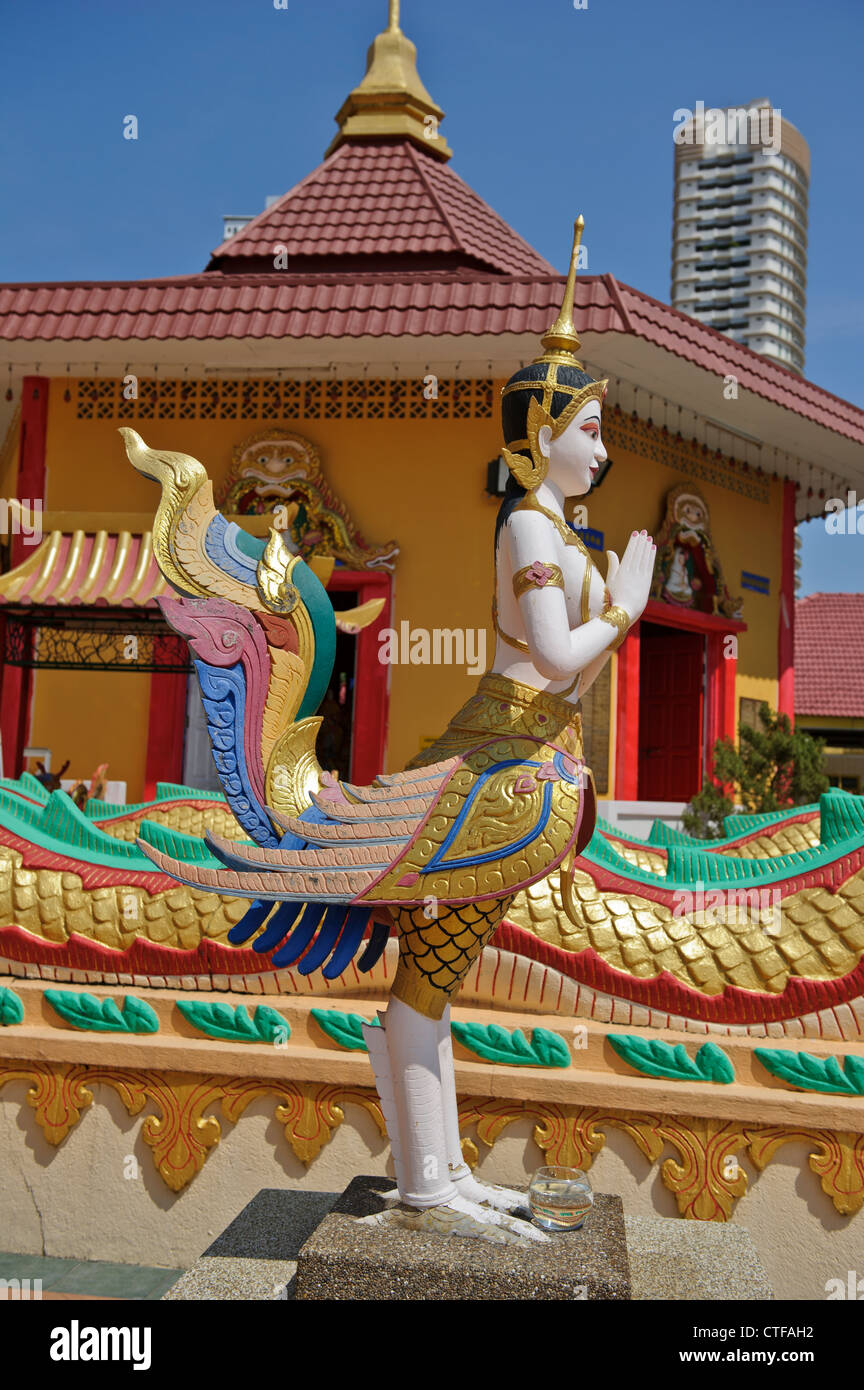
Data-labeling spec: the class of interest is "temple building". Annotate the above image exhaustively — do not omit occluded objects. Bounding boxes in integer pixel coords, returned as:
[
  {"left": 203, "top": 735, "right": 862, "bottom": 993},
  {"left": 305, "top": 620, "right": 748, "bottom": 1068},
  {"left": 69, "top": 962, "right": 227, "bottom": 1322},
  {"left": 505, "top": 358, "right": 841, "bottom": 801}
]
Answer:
[
  {"left": 795, "top": 592, "right": 864, "bottom": 795},
  {"left": 1, "top": 4, "right": 862, "bottom": 810}
]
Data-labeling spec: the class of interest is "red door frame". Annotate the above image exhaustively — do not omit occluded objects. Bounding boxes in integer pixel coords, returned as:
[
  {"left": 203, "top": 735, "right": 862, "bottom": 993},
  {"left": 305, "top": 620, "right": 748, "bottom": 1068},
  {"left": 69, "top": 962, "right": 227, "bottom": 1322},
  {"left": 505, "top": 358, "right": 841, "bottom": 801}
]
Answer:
[
  {"left": 614, "top": 618, "right": 641, "bottom": 800},
  {"left": 327, "top": 568, "right": 392, "bottom": 784},
  {"left": 777, "top": 480, "right": 796, "bottom": 722},
  {"left": 143, "top": 639, "right": 188, "bottom": 799},
  {"left": 614, "top": 598, "right": 746, "bottom": 800},
  {"left": 147, "top": 567, "right": 393, "bottom": 799},
  {"left": 0, "top": 376, "right": 49, "bottom": 778}
]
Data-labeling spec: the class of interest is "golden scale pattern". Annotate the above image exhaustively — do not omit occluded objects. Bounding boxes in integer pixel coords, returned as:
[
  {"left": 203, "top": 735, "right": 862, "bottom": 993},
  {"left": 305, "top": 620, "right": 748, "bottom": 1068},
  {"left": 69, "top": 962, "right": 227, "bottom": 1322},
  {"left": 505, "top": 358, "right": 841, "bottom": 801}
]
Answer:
[
  {"left": 0, "top": 776, "right": 851, "bottom": 991},
  {"left": 393, "top": 896, "right": 515, "bottom": 1007},
  {"left": 505, "top": 864, "right": 864, "bottom": 995},
  {"left": 97, "top": 803, "right": 245, "bottom": 844},
  {"left": 0, "top": 1061, "right": 860, "bottom": 1219},
  {"left": 604, "top": 840, "right": 668, "bottom": 876},
  {"left": 3, "top": 842, "right": 864, "bottom": 990},
  {"left": 724, "top": 818, "right": 822, "bottom": 859},
  {"left": 0, "top": 845, "right": 250, "bottom": 952},
  {"left": 605, "top": 816, "right": 822, "bottom": 879}
]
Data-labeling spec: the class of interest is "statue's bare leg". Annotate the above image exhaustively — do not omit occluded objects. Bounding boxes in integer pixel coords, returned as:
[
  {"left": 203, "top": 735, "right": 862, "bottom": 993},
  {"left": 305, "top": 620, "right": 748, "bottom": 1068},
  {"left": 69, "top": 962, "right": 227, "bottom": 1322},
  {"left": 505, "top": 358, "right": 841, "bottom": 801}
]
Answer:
[
  {"left": 436, "top": 1003, "right": 528, "bottom": 1214},
  {"left": 363, "top": 996, "right": 548, "bottom": 1244}
]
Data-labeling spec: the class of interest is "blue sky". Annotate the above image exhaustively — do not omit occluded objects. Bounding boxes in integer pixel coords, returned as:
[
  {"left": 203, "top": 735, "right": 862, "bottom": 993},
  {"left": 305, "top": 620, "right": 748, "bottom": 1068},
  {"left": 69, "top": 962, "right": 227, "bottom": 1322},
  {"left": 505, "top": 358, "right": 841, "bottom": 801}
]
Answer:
[{"left": 1, "top": 0, "right": 861, "bottom": 592}]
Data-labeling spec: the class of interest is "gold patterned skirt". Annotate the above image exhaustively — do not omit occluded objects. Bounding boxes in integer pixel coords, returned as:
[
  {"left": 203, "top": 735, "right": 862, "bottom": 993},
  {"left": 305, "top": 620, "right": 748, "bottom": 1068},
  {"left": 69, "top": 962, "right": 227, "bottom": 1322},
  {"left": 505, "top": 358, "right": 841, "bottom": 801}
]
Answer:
[{"left": 384, "top": 672, "right": 596, "bottom": 1018}]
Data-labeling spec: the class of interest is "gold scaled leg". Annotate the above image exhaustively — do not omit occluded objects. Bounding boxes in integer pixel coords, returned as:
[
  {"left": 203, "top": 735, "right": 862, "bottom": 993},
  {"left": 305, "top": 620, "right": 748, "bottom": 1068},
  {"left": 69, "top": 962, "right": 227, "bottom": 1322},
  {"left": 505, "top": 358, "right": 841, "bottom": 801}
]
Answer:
[{"left": 390, "top": 896, "right": 515, "bottom": 1021}]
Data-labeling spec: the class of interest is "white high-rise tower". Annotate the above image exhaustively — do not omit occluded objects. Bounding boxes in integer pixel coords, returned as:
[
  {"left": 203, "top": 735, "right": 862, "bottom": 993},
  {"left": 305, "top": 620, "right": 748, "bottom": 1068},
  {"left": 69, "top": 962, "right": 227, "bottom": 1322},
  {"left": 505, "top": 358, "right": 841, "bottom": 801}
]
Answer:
[{"left": 672, "top": 99, "right": 809, "bottom": 373}]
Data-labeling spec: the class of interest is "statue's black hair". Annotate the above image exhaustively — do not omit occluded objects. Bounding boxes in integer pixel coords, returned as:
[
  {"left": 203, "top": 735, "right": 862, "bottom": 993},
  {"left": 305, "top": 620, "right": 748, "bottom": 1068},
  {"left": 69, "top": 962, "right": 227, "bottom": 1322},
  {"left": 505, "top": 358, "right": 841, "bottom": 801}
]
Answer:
[
  {"left": 494, "top": 473, "right": 528, "bottom": 552},
  {"left": 495, "top": 359, "right": 598, "bottom": 552}
]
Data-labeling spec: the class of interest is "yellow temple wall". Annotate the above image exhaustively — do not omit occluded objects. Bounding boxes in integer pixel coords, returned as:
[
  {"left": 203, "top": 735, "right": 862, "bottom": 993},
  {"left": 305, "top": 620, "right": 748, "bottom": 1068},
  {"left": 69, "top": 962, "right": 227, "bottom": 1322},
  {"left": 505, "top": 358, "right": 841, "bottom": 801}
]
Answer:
[
  {"left": 32, "top": 382, "right": 784, "bottom": 799},
  {"left": 28, "top": 667, "right": 152, "bottom": 799},
  {"left": 798, "top": 715, "right": 864, "bottom": 735}
]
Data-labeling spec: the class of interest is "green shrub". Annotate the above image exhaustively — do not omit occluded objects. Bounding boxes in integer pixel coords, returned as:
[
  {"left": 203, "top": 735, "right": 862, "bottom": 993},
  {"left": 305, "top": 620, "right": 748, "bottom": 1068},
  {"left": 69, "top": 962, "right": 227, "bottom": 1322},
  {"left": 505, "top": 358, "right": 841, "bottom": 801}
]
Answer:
[{"left": 682, "top": 703, "right": 828, "bottom": 840}]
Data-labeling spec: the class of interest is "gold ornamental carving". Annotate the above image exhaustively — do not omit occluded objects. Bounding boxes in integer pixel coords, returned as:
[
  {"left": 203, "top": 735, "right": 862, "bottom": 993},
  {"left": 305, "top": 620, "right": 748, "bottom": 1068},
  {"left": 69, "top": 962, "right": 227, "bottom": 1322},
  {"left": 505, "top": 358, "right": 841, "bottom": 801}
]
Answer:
[
  {"left": 747, "top": 1125, "right": 864, "bottom": 1216},
  {"left": 658, "top": 1116, "right": 750, "bottom": 1221},
  {"left": 2, "top": 1060, "right": 863, "bottom": 1219},
  {"left": 0, "top": 1061, "right": 93, "bottom": 1144},
  {"left": 221, "top": 1077, "right": 386, "bottom": 1165}
]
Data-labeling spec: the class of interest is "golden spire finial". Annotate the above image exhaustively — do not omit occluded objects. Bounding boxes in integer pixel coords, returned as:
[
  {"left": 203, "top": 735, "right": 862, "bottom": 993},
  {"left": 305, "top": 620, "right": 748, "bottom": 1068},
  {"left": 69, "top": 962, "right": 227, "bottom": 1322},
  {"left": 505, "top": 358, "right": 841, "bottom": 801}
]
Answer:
[
  {"left": 327, "top": 0, "right": 451, "bottom": 160},
  {"left": 539, "top": 216, "right": 585, "bottom": 361}
]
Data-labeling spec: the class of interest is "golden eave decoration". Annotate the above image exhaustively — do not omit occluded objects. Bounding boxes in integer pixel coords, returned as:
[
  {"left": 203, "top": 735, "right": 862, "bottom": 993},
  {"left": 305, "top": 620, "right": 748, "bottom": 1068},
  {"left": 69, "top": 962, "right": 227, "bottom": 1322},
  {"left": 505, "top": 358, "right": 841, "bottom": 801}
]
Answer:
[{"left": 0, "top": 528, "right": 168, "bottom": 608}]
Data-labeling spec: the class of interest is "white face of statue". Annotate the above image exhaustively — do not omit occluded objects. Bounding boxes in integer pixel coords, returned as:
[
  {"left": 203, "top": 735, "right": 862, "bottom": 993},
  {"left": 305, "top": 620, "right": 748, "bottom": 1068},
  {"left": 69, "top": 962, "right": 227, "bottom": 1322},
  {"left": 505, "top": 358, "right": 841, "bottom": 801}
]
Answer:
[{"left": 537, "top": 399, "right": 607, "bottom": 498}]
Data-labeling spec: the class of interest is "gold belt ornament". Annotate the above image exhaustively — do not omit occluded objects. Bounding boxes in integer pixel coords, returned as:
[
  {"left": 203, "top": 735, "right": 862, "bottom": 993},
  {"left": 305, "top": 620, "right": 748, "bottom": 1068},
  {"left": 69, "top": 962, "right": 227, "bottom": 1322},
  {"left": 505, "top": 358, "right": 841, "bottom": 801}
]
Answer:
[{"left": 409, "top": 671, "right": 585, "bottom": 770}]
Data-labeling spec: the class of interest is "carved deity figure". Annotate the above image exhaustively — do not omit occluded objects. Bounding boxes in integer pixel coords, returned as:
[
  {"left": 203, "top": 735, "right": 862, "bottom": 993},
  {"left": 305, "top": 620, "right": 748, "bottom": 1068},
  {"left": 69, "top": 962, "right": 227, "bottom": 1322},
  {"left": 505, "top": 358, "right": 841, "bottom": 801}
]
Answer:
[
  {"left": 123, "top": 217, "right": 656, "bottom": 1243},
  {"left": 652, "top": 484, "right": 741, "bottom": 618}
]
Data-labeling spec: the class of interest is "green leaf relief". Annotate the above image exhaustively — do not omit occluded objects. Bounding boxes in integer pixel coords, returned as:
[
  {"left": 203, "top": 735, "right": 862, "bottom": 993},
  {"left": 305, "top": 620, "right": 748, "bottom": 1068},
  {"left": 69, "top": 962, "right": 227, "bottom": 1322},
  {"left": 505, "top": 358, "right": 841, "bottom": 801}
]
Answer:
[
  {"left": 44, "top": 990, "right": 159, "bottom": 1034},
  {"left": 607, "top": 1034, "right": 735, "bottom": 1084},
  {"left": 311, "top": 1009, "right": 378, "bottom": 1051},
  {"left": 0, "top": 987, "right": 24, "bottom": 1026},
  {"left": 450, "top": 1021, "right": 570, "bottom": 1068},
  {"left": 754, "top": 1047, "right": 864, "bottom": 1096},
  {"left": 177, "top": 1000, "right": 289, "bottom": 1044}
]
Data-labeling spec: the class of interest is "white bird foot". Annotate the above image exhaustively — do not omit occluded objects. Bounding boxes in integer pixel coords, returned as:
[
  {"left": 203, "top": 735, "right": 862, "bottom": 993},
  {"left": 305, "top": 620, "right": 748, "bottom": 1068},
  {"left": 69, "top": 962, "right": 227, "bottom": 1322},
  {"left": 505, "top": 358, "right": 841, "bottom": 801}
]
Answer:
[
  {"left": 358, "top": 1192, "right": 549, "bottom": 1247},
  {"left": 446, "top": 1194, "right": 549, "bottom": 1243},
  {"left": 452, "top": 1170, "right": 528, "bottom": 1214}
]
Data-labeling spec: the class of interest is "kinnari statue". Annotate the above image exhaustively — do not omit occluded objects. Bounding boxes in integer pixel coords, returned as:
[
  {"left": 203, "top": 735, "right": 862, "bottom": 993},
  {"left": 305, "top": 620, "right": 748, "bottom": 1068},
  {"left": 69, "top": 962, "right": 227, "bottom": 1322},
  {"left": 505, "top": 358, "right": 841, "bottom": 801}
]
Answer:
[{"left": 123, "top": 217, "right": 656, "bottom": 1243}]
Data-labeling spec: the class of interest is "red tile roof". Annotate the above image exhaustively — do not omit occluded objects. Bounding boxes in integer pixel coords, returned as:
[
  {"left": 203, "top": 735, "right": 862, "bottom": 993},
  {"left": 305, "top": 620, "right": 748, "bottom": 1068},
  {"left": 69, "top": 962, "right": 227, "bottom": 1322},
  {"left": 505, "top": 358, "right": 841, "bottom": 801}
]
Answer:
[
  {"left": 3, "top": 269, "right": 862, "bottom": 445},
  {"left": 0, "top": 271, "right": 615, "bottom": 341},
  {"left": 618, "top": 283, "right": 864, "bottom": 446},
  {"left": 209, "top": 140, "right": 556, "bottom": 277},
  {"left": 795, "top": 593, "right": 864, "bottom": 717},
  {"left": 2, "top": 136, "right": 863, "bottom": 444}
]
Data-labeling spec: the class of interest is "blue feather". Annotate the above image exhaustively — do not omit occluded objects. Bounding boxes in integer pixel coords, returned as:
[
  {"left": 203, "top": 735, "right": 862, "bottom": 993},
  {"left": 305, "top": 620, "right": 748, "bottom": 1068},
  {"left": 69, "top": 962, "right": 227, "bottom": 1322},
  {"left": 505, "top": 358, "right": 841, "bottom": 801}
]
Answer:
[
  {"left": 321, "top": 906, "right": 373, "bottom": 979},
  {"left": 357, "top": 918, "right": 391, "bottom": 973},
  {"left": 195, "top": 659, "right": 280, "bottom": 848},
  {"left": 271, "top": 906, "right": 325, "bottom": 968},
  {"left": 252, "top": 900, "right": 305, "bottom": 953},
  {"left": 295, "top": 905, "right": 351, "bottom": 975},
  {"left": 226, "top": 898, "right": 273, "bottom": 945}
]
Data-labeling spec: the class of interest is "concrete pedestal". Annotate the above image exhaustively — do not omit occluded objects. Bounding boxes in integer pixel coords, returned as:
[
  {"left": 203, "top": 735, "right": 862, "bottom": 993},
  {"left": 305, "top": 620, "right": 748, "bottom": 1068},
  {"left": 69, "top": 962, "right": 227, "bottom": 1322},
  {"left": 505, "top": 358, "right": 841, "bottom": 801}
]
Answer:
[
  {"left": 295, "top": 1176, "right": 630, "bottom": 1301},
  {"left": 163, "top": 1183, "right": 773, "bottom": 1301}
]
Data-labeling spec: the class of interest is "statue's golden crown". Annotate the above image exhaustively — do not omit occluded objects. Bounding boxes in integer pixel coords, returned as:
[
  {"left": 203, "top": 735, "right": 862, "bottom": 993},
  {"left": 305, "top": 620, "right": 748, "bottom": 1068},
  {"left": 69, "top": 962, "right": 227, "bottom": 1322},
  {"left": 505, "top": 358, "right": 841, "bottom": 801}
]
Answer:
[{"left": 500, "top": 216, "right": 608, "bottom": 489}]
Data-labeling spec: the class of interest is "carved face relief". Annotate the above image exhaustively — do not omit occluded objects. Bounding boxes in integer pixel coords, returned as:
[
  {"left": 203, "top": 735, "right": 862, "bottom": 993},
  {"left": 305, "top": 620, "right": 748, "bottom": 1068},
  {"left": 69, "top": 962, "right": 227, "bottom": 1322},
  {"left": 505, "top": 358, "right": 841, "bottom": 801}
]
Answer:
[
  {"left": 674, "top": 493, "right": 709, "bottom": 531},
  {"left": 539, "top": 400, "right": 607, "bottom": 498},
  {"left": 249, "top": 441, "right": 308, "bottom": 477}
]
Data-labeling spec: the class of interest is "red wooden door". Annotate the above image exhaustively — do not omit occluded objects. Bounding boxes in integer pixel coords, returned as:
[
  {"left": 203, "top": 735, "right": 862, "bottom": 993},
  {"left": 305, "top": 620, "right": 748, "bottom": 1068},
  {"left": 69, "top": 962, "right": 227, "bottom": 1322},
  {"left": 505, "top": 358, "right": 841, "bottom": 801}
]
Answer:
[{"left": 638, "top": 624, "right": 704, "bottom": 801}]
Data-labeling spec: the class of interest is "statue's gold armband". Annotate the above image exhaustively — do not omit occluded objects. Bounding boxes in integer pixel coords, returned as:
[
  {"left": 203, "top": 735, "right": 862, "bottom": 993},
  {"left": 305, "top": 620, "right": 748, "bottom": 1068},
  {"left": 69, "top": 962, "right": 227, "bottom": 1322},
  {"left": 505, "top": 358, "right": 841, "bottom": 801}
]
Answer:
[
  {"left": 598, "top": 603, "right": 630, "bottom": 650},
  {"left": 512, "top": 561, "right": 564, "bottom": 599}
]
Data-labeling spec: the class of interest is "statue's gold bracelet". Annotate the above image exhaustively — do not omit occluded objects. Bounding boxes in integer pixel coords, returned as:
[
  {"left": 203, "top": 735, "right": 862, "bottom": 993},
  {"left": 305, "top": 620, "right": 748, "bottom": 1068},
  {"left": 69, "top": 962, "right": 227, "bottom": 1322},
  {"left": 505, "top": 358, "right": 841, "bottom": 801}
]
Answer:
[{"left": 599, "top": 604, "right": 630, "bottom": 650}]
